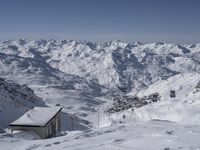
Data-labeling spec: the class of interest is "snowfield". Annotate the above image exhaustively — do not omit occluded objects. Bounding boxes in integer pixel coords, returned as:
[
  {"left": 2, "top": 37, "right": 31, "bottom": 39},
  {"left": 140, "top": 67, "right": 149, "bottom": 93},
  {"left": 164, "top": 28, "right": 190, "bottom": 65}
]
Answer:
[
  {"left": 1, "top": 121, "right": 200, "bottom": 150},
  {"left": 0, "top": 39, "right": 200, "bottom": 150},
  {"left": 134, "top": 73, "right": 200, "bottom": 124}
]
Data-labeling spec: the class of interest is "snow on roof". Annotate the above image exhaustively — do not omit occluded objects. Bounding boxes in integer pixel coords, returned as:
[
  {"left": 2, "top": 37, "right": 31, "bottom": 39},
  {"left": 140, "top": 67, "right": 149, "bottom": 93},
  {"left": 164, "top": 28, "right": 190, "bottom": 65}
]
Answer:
[{"left": 10, "top": 107, "right": 62, "bottom": 127}]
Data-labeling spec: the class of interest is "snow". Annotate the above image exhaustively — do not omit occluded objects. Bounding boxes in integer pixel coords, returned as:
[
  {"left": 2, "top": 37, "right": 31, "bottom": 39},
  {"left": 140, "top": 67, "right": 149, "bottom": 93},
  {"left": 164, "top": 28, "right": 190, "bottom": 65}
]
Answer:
[
  {"left": 1, "top": 121, "right": 200, "bottom": 150},
  {"left": 11, "top": 131, "right": 40, "bottom": 140},
  {"left": 10, "top": 107, "right": 62, "bottom": 126},
  {"left": 0, "top": 39, "right": 200, "bottom": 149},
  {"left": 133, "top": 73, "right": 200, "bottom": 124},
  {"left": 1, "top": 39, "right": 199, "bottom": 92}
]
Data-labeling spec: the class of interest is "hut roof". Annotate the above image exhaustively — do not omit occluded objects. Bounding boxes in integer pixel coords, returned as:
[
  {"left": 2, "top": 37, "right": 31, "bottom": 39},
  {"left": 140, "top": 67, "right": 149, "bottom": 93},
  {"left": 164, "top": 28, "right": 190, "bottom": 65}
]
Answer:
[{"left": 10, "top": 107, "right": 62, "bottom": 127}]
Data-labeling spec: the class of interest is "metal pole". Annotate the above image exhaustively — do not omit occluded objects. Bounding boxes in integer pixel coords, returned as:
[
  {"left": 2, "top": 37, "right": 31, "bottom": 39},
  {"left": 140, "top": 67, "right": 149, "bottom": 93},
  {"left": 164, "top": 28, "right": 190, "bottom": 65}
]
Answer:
[{"left": 97, "top": 107, "right": 100, "bottom": 128}]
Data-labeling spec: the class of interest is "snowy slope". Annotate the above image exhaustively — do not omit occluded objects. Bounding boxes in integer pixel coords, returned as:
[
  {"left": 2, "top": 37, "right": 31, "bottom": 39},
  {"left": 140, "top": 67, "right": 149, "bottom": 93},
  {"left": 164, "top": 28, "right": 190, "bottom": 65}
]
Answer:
[
  {"left": 133, "top": 73, "right": 200, "bottom": 124},
  {"left": 1, "top": 121, "right": 200, "bottom": 150},
  {"left": 0, "top": 78, "right": 45, "bottom": 128}
]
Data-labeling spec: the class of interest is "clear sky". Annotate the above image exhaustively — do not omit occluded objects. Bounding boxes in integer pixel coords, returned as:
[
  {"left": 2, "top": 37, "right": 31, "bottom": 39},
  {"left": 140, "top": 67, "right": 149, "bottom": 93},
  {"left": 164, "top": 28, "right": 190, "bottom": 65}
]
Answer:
[{"left": 0, "top": 0, "right": 200, "bottom": 43}]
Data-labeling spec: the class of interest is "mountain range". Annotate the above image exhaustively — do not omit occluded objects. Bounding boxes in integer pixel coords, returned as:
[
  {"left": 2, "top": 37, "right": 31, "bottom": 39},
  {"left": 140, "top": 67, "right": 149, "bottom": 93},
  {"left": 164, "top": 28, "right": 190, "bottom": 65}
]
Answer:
[{"left": 0, "top": 39, "right": 200, "bottom": 149}]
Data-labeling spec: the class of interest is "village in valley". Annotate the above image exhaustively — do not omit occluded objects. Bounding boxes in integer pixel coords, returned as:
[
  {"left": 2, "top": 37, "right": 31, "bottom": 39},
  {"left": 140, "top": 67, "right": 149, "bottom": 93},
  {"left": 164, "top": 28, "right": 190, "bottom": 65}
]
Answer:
[
  {"left": 0, "top": 39, "right": 200, "bottom": 150},
  {"left": 1, "top": 0, "right": 200, "bottom": 149}
]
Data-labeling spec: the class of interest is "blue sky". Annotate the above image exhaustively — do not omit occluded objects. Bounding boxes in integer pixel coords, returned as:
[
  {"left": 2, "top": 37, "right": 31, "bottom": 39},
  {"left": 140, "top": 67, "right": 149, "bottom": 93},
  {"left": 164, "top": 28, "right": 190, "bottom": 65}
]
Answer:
[{"left": 0, "top": 0, "right": 200, "bottom": 43}]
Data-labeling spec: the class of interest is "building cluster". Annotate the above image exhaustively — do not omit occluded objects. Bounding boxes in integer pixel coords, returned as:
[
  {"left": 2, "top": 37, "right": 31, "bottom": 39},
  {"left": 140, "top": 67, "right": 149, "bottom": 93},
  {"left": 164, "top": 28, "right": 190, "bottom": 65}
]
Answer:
[{"left": 107, "top": 93, "right": 161, "bottom": 113}]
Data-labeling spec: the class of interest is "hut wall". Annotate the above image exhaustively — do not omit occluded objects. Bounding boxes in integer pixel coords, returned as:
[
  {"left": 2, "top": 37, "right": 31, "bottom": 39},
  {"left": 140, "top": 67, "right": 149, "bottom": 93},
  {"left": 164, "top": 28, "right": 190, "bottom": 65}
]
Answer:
[{"left": 10, "top": 126, "right": 46, "bottom": 138}]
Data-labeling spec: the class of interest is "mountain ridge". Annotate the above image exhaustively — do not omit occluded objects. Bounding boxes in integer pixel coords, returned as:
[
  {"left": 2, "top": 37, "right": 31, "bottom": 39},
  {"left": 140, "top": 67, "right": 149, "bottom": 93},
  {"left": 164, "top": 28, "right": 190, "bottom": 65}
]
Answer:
[{"left": 1, "top": 39, "right": 200, "bottom": 93}]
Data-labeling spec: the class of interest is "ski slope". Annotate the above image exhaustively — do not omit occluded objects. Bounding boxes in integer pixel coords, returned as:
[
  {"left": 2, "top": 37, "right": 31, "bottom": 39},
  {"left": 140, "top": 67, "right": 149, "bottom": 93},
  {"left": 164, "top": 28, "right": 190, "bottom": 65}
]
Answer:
[{"left": 134, "top": 73, "right": 200, "bottom": 124}]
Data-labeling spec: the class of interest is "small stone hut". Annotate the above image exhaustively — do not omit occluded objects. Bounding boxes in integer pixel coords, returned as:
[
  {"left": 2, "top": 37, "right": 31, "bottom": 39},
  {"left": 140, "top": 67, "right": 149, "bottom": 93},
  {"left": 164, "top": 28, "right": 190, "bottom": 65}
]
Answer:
[{"left": 10, "top": 106, "right": 62, "bottom": 139}]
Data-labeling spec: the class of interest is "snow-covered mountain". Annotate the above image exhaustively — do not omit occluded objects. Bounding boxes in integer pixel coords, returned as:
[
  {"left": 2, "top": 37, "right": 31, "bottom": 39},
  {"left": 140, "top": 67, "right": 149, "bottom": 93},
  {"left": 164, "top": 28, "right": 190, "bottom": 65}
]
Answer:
[
  {"left": 1, "top": 39, "right": 199, "bottom": 93},
  {"left": 0, "top": 77, "right": 45, "bottom": 127},
  {"left": 0, "top": 39, "right": 200, "bottom": 122},
  {"left": 0, "top": 39, "right": 200, "bottom": 150},
  {"left": 0, "top": 40, "right": 114, "bottom": 122}
]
